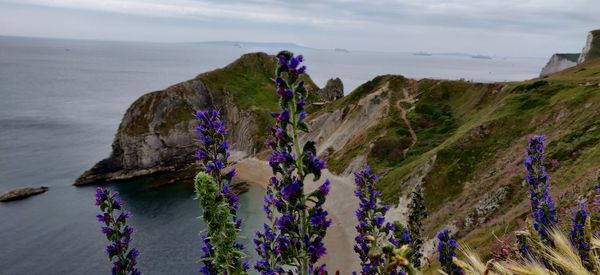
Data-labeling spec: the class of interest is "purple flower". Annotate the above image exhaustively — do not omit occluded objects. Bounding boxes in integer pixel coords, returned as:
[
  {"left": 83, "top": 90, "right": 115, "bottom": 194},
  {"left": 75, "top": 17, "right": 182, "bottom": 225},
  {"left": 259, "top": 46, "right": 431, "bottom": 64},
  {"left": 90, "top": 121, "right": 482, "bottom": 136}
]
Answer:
[
  {"left": 281, "top": 179, "right": 301, "bottom": 200},
  {"left": 569, "top": 204, "right": 591, "bottom": 268},
  {"left": 278, "top": 55, "right": 287, "bottom": 65},
  {"left": 101, "top": 227, "right": 113, "bottom": 234},
  {"left": 289, "top": 56, "right": 300, "bottom": 69},
  {"left": 353, "top": 165, "right": 404, "bottom": 274},
  {"left": 195, "top": 109, "right": 233, "bottom": 189},
  {"left": 276, "top": 213, "right": 295, "bottom": 231},
  {"left": 195, "top": 109, "right": 247, "bottom": 273},
  {"left": 298, "top": 66, "right": 306, "bottom": 74},
  {"left": 595, "top": 170, "right": 600, "bottom": 236},
  {"left": 297, "top": 99, "right": 306, "bottom": 108},
  {"left": 255, "top": 51, "right": 330, "bottom": 274},
  {"left": 95, "top": 187, "right": 140, "bottom": 275},
  {"left": 278, "top": 109, "right": 290, "bottom": 122},
  {"left": 309, "top": 208, "right": 331, "bottom": 228},
  {"left": 298, "top": 111, "right": 307, "bottom": 121},
  {"left": 97, "top": 213, "right": 110, "bottom": 223},
  {"left": 308, "top": 238, "right": 327, "bottom": 259},
  {"left": 374, "top": 212, "right": 385, "bottom": 226},
  {"left": 437, "top": 229, "right": 462, "bottom": 275},
  {"left": 524, "top": 135, "right": 556, "bottom": 245},
  {"left": 306, "top": 151, "right": 326, "bottom": 170},
  {"left": 318, "top": 180, "right": 331, "bottom": 196}
]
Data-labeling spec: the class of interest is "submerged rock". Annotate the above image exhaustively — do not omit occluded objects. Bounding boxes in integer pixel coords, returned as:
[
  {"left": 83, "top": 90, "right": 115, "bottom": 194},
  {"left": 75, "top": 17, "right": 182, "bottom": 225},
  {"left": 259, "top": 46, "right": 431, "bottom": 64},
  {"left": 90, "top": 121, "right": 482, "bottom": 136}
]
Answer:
[{"left": 0, "top": 186, "right": 49, "bottom": 202}]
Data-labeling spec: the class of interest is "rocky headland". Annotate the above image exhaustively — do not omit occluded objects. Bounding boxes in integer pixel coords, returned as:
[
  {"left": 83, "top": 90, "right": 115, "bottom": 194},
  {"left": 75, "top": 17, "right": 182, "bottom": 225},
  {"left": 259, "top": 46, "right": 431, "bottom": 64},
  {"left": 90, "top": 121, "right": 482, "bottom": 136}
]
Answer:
[
  {"left": 75, "top": 52, "right": 318, "bottom": 186},
  {"left": 540, "top": 29, "right": 600, "bottom": 76}
]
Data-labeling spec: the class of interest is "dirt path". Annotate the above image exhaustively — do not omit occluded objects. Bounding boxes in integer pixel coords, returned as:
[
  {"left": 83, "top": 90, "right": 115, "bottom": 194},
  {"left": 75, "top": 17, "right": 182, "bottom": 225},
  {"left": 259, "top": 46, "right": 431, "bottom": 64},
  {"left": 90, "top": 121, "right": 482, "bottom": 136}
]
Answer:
[
  {"left": 234, "top": 158, "right": 359, "bottom": 273},
  {"left": 395, "top": 88, "right": 418, "bottom": 156}
]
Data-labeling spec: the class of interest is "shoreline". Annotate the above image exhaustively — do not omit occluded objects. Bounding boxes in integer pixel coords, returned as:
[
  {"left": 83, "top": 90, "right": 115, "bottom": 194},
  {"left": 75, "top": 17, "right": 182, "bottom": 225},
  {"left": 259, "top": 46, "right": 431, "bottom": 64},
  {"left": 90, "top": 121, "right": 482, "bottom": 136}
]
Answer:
[{"left": 234, "top": 157, "right": 360, "bottom": 273}]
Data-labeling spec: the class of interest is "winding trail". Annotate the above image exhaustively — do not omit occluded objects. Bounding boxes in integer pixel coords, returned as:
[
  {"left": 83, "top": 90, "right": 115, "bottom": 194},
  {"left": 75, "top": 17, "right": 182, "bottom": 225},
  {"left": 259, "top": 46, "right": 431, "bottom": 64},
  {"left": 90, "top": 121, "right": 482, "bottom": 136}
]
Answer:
[
  {"left": 395, "top": 88, "right": 418, "bottom": 156},
  {"left": 234, "top": 158, "right": 359, "bottom": 274}
]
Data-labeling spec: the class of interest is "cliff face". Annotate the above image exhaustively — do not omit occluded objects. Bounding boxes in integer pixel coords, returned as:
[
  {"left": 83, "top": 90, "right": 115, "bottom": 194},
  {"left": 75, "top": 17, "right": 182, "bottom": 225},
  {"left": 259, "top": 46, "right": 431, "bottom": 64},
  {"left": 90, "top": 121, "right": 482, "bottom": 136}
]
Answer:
[
  {"left": 540, "top": 29, "right": 600, "bottom": 76},
  {"left": 75, "top": 77, "right": 255, "bottom": 185},
  {"left": 75, "top": 53, "right": 318, "bottom": 185},
  {"left": 577, "top": 29, "right": 600, "bottom": 63},
  {"left": 539, "top": 53, "right": 579, "bottom": 77}
]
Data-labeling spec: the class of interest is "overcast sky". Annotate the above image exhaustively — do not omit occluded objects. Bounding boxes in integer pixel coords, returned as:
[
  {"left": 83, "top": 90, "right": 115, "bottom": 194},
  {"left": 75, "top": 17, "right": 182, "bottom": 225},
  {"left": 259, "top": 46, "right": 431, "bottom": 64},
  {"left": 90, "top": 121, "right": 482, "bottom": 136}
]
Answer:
[{"left": 0, "top": 0, "right": 598, "bottom": 57}]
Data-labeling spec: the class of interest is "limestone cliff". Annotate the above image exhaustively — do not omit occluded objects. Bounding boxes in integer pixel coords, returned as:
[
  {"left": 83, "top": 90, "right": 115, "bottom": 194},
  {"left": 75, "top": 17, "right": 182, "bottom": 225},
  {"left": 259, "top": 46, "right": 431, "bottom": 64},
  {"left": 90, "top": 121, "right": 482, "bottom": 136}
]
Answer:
[
  {"left": 577, "top": 29, "right": 600, "bottom": 63},
  {"left": 75, "top": 53, "right": 318, "bottom": 185},
  {"left": 539, "top": 53, "right": 579, "bottom": 77},
  {"left": 539, "top": 29, "right": 600, "bottom": 76}
]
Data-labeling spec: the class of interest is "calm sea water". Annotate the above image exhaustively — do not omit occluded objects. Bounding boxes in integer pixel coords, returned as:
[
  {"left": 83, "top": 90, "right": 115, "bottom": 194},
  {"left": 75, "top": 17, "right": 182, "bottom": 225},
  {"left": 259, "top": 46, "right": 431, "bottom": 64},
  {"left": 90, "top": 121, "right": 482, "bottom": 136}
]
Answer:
[{"left": 0, "top": 36, "right": 546, "bottom": 274}]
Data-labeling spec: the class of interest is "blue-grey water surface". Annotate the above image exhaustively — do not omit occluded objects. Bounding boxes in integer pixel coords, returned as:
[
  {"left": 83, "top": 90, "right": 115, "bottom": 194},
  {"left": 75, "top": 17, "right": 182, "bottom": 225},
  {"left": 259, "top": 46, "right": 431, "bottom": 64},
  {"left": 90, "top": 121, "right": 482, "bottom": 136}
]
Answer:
[{"left": 0, "top": 36, "right": 546, "bottom": 274}]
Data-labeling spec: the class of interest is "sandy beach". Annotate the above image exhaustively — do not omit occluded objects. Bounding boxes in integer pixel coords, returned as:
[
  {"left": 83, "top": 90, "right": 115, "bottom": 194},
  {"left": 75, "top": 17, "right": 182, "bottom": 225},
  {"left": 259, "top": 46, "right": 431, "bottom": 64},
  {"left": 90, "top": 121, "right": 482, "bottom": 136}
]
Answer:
[{"left": 234, "top": 157, "right": 360, "bottom": 273}]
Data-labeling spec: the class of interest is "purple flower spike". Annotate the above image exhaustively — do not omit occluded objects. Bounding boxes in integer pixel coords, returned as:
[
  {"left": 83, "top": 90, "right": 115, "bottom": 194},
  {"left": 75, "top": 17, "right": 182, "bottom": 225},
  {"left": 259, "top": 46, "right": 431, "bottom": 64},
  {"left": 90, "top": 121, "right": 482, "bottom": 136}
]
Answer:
[
  {"left": 352, "top": 165, "right": 411, "bottom": 274},
  {"left": 524, "top": 135, "right": 557, "bottom": 246},
  {"left": 437, "top": 229, "right": 462, "bottom": 275},
  {"left": 95, "top": 187, "right": 140, "bottom": 275},
  {"left": 570, "top": 204, "right": 591, "bottom": 268},
  {"left": 255, "top": 51, "right": 331, "bottom": 274},
  {"left": 195, "top": 109, "right": 247, "bottom": 274}
]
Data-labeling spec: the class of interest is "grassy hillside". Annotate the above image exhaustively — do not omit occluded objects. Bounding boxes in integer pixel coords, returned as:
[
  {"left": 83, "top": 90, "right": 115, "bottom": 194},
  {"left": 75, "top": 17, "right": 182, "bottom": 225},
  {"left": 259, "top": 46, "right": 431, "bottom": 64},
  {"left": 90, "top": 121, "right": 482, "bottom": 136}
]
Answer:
[
  {"left": 199, "top": 52, "right": 319, "bottom": 145},
  {"left": 321, "top": 59, "right": 600, "bottom": 267}
]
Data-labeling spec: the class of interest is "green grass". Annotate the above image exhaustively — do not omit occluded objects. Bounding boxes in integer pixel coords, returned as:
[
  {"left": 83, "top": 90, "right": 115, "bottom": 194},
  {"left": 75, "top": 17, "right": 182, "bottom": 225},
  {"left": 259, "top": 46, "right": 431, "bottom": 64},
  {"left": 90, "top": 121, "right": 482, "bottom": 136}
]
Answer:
[{"left": 198, "top": 52, "right": 319, "bottom": 148}]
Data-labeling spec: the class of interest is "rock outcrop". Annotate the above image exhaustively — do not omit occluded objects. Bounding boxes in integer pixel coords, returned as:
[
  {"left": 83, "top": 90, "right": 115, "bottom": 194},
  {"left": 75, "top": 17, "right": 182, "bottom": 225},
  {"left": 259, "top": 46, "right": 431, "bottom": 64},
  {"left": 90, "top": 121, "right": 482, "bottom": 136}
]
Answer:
[
  {"left": 0, "top": 186, "right": 49, "bottom": 202},
  {"left": 577, "top": 29, "right": 600, "bottom": 63},
  {"left": 317, "top": 78, "right": 344, "bottom": 101},
  {"left": 302, "top": 82, "right": 390, "bottom": 158},
  {"left": 539, "top": 53, "right": 580, "bottom": 77},
  {"left": 76, "top": 52, "right": 318, "bottom": 186},
  {"left": 540, "top": 29, "right": 600, "bottom": 76},
  {"left": 75, "top": 80, "right": 251, "bottom": 185}
]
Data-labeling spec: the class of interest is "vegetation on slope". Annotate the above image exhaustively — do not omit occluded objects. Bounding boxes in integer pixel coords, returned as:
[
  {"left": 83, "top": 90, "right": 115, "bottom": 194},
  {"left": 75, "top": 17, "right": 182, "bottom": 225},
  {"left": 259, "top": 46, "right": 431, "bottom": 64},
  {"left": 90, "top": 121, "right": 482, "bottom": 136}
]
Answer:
[
  {"left": 122, "top": 52, "right": 319, "bottom": 147},
  {"left": 320, "top": 59, "right": 600, "bottom": 266},
  {"left": 199, "top": 52, "right": 319, "bottom": 145}
]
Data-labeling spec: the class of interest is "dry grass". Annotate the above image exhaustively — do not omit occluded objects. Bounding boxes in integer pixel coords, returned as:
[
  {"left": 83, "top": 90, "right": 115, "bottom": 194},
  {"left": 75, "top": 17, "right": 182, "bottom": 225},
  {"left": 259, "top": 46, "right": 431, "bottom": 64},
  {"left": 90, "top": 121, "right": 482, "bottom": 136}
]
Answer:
[{"left": 453, "top": 230, "right": 600, "bottom": 275}]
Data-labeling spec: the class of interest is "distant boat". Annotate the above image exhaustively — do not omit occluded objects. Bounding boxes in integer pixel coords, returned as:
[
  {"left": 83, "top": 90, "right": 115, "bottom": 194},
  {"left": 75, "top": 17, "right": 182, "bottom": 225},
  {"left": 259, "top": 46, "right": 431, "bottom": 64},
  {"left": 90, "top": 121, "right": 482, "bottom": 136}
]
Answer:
[
  {"left": 233, "top": 42, "right": 244, "bottom": 48},
  {"left": 334, "top": 48, "right": 349, "bottom": 53},
  {"left": 413, "top": 52, "right": 432, "bottom": 56},
  {"left": 471, "top": 54, "right": 492, "bottom": 59}
]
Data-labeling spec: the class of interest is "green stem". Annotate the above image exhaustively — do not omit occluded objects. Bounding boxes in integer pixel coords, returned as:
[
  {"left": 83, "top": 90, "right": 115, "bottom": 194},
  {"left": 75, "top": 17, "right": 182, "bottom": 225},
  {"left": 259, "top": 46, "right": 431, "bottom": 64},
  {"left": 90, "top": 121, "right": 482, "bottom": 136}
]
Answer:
[{"left": 289, "top": 83, "right": 309, "bottom": 275}]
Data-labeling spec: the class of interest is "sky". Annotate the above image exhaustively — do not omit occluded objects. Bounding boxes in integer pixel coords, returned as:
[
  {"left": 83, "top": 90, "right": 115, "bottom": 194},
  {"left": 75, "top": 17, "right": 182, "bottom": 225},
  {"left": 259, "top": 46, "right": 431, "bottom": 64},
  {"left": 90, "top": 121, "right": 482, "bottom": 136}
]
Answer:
[{"left": 0, "top": 0, "right": 599, "bottom": 57}]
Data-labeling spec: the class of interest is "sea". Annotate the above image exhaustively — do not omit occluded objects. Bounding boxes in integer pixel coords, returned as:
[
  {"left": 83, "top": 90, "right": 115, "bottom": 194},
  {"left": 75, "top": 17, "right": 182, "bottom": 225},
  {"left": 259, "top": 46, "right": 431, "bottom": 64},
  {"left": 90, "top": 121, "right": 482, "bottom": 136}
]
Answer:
[{"left": 0, "top": 35, "right": 547, "bottom": 274}]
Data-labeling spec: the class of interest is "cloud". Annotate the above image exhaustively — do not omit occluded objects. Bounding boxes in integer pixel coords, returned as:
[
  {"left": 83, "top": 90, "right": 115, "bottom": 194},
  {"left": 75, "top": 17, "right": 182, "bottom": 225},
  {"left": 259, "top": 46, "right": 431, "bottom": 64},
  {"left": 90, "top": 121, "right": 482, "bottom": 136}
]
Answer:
[
  {"left": 0, "top": 0, "right": 598, "bottom": 56},
  {"left": 9, "top": 0, "right": 597, "bottom": 32}
]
